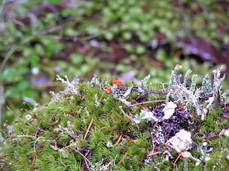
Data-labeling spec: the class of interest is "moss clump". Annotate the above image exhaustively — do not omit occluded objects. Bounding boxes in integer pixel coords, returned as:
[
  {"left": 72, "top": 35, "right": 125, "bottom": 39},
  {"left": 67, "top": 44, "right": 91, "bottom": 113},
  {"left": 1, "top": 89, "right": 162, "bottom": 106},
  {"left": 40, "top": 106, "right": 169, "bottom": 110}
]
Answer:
[{"left": 0, "top": 67, "right": 228, "bottom": 170}]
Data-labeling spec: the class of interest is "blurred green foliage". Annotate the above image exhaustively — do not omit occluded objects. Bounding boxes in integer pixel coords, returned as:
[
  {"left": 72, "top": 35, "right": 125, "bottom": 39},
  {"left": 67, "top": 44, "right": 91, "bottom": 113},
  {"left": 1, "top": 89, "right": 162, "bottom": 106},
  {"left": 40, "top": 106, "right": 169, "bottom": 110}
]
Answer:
[
  {"left": 75, "top": 0, "right": 228, "bottom": 44},
  {"left": 0, "top": 0, "right": 228, "bottom": 124}
]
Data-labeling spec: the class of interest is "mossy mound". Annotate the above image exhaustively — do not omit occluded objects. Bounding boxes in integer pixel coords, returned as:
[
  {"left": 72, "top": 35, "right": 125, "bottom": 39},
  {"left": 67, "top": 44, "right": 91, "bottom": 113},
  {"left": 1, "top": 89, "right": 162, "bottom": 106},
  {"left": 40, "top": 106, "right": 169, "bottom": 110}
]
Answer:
[{"left": 0, "top": 67, "right": 228, "bottom": 170}]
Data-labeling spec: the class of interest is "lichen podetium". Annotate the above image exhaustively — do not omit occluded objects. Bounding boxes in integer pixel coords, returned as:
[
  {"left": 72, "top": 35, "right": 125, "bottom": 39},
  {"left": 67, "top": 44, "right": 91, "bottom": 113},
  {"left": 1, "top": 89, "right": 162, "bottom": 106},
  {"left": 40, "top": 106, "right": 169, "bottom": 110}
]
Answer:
[{"left": 0, "top": 66, "right": 228, "bottom": 170}]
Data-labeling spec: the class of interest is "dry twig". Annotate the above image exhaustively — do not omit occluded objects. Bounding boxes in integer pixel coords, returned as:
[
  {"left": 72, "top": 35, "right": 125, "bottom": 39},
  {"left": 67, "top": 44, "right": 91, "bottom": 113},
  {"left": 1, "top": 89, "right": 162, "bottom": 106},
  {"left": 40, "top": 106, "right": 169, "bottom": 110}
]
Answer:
[
  {"left": 118, "top": 152, "right": 128, "bottom": 165},
  {"left": 147, "top": 151, "right": 161, "bottom": 157},
  {"left": 32, "top": 146, "right": 39, "bottom": 166},
  {"left": 84, "top": 118, "right": 94, "bottom": 139},
  {"left": 128, "top": 100, "right": 165, "bottom": 107}
]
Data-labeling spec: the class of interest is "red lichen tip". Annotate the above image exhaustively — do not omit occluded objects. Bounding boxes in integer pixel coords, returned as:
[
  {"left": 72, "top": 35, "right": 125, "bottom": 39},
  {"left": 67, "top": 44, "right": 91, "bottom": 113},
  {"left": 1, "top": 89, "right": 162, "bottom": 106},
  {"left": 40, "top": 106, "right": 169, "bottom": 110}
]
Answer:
[
  {"left": 112, "top": 80, "right": 122, "bottom": 86},
  {"left": 105, "top": 87, "right": 112, "bottom": 94}
]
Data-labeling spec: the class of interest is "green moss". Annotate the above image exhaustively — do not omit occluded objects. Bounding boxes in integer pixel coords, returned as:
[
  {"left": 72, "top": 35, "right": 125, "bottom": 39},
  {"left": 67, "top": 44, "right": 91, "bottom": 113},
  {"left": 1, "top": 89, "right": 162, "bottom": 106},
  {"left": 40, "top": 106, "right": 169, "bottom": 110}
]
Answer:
[{"left": 1, "top": 71, "right": 228, "bottom": 170}]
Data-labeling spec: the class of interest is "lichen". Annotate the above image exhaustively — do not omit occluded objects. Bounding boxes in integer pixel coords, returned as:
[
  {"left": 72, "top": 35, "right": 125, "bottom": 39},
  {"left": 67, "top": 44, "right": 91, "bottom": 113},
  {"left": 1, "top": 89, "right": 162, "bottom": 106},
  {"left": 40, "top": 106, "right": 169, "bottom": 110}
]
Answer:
[{"left": 0, "top": 66, "right": 228, "bottom": 170}]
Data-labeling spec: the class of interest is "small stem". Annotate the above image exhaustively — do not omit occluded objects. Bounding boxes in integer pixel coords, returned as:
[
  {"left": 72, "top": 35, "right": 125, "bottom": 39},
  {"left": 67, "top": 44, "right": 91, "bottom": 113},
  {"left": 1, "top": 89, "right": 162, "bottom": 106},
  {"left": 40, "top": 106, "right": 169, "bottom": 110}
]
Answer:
[
  {"left": 0, "top": 0, "right": 7, "bottom": 22},
  {"left": 0, "top": 46, "right": 17, "bottom": 74},
  {"left": 202, "top": 143, "right": 207, "bottom": 171},
  {"left": 0, "top": 79, "right": 4, "bottom": 127},
  {"left": 128, "top": 100, "right": 165, "bottom": 107},
  {"left": 190, "top": 155, "right": 201, "bottom": 164},
  {"left": 184, "top": 158, "right": 188, "bottom": 171}
]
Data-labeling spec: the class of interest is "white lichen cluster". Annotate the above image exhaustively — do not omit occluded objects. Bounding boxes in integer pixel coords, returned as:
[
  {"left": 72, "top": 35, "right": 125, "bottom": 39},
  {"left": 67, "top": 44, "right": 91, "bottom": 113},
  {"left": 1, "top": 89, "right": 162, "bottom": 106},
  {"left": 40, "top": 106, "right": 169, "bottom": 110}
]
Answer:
[
  {"left": 49, "top": 75, "right": 81, "bottom": 103},
  {"left": 166, "top": 65, "right": 203, "bottom": 118},
  {"left": 90, "top": 74, "right": 109, "bottom": 90},
  {"left": 212, "top": 66, "right": 226, "bottom": 104},
  {"left": 140, "top": 74, "right": 151, "bottom": 89},
  {"left": 166, "top": 65, "right": 226, "bottom": 120},
  {"left": 133, "top": 110, "right": 158, "bottom": 124},
  {"left": 56, "top": 75, "right": 80, "bottom": 95},
  {"left": 133, "top": 102, "right": 177, "bottom": 124},
  {"left": 167, "top": 64, "right": 182, "bottom": 90},
  {"left": 202, "top": 74, "right": 213, "bottom": 96}
]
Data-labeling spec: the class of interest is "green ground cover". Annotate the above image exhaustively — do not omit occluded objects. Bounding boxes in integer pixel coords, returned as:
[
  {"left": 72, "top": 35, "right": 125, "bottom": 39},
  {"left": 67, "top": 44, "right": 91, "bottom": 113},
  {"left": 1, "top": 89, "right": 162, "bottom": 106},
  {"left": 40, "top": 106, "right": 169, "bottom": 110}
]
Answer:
[
  {"left": 1, "top": 0, "right": 228, "bottom": 125},
  {"left": 1, "top": 66, "right": 228, "bottom": 170}
]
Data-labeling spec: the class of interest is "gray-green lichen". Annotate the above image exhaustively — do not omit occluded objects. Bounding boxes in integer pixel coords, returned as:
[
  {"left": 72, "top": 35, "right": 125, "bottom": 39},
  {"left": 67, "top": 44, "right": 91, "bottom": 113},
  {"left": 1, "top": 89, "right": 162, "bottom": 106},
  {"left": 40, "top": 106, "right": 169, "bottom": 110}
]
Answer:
[{"left": 0, "top": 67, "right": 228, "bottom": 171}]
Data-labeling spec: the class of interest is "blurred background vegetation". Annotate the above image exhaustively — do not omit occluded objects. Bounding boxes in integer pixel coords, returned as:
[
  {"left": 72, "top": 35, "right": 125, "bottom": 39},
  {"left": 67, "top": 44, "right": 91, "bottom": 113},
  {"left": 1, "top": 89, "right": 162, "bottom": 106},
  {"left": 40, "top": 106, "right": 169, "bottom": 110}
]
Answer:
[{"left": 0, "top": 0, "right": 228, "bottom": 126}]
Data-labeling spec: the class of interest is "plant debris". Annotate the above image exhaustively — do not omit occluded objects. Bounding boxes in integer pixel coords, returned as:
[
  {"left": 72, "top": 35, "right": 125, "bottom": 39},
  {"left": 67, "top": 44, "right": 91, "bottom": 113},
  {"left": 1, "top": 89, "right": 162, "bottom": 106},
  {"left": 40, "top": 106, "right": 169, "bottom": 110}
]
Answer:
[
  {"left": 166, "top": 130, "right": 192, "bottom": 153},
  {"left": 0, "top": 66, "right": 228, "bottom": 170}
]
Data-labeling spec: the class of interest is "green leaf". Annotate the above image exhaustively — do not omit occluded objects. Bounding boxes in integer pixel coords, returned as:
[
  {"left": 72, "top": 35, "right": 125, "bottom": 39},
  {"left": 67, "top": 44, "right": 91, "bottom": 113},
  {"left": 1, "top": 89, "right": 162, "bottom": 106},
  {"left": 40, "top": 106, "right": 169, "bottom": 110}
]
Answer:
[
  {"left": 122, "top": 31, "right": 132, "bottom": 40},
  {"left": 18, "top": 67, "right": 28, "bottom": 74},
  {"left": 17, "top": 81, "right": 29, "bottom": 91},
  {"left": 70, "top": 54, "right": 83, "bottom": 64},
  {"left": 47, "top": 0, "right": 61, "bottom": 5},
  {"left": 136, "top": 45, "right": 146, "bottom": 54},
  {"left": 2, "top": 68, "right": 19, "bottom": 82},
  {"left": 61, "top": 9, "right": 77, "bottom": 17}
]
